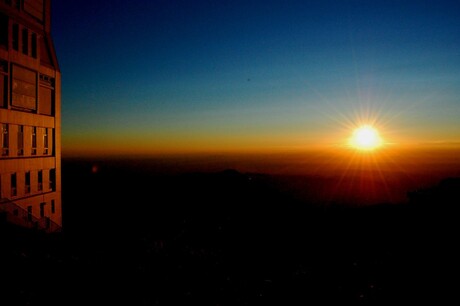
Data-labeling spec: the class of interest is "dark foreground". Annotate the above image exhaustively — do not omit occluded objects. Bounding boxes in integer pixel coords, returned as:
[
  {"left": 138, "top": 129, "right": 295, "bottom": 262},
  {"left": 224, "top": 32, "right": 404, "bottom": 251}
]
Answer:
[{"left": 1, "top": 158, "right": 458, "bottom": 305}]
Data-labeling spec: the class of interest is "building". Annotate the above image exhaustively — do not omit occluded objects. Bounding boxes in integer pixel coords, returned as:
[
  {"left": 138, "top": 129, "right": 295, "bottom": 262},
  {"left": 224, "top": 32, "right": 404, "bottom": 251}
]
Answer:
[{"left": 0, "top": 0, "right": 61, "bottom": 232}]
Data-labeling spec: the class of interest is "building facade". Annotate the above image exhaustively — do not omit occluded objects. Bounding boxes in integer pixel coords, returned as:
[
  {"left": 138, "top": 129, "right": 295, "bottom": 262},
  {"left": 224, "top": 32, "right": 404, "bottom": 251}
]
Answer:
[{"left": 0, "top": 0, "right": 61, "bottom": 231}]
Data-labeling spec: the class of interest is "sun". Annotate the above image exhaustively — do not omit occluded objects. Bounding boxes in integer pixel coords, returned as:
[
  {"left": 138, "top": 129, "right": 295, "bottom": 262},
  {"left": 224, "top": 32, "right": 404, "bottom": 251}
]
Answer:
[{"left": 349, "top": 125, "right": 383, "bottom": 151}]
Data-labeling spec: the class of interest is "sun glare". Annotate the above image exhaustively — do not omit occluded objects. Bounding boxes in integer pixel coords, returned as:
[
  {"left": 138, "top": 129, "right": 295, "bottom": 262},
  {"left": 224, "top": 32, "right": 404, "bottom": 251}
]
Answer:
[{"left": 349, "top": 125, "right": 383, "bottom": 151}]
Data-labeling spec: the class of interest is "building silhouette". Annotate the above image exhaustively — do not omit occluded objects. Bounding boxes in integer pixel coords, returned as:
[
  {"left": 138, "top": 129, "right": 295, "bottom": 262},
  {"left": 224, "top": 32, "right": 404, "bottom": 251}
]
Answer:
[{"left": 0, "top": 0, "right": 61, "bottom": 232}]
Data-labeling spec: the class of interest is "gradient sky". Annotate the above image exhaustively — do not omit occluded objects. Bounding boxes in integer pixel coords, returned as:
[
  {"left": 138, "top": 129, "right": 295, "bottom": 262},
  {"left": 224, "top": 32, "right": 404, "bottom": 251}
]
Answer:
[{"left": 51, "top": 0, "right": 460, "bottom": 156}]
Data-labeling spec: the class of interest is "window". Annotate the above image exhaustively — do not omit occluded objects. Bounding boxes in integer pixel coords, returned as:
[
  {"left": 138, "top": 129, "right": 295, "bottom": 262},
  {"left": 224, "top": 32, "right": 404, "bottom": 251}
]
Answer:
[
  {"left": 31, "top": 33, "right": 37, "bottom": 58},
  {"left": 24, "top": 0, "right": 45, "bottom": 22},
  {"left": 49, "top": 168, "right": 55, "bottom": 190},
  {"left": 2, "top": 123, "right": 8, "bottom": 156},
  {"left": 0, "top": 13, "right": 7, "bottom": 49},
  {"left": 40, "top": 202, "right": 45, "bottom": 218},
  {"left": 4, "top": 0, "right": 21, "bottom": 10},
  {"left": 22, "top": 28, "right": 28, "bottom": 55},
  {"left": 11, "top": 173, "right": 17, "bottom": 196},
  {"left": 39, "top": 74, "right": 54, "bottom": 115},
  {"left": 11, "top": 0, "right": 21, "bottom": 10},
  {"left": 18, "top": 125, "right": 24, "bottom": 155},
  {"left": 40, "top": 36, "right": 52, "bottom": 66},
  {"left": 31, "top": 126, "right": 36, "bottom": 155},
  {"left": 0, "top": 60, "right": 7, "bottom": 108},
  {"left": 51, "top": 200, "right": 55, "bottom": 214},
  {"left": 12, "top": 24, "right": 19, "bottom": 51},
  {"left": 43, "top": 128, "right": 48, "bottom": 154},
  {"left": 0, "top": 73, "right": 5, "bottom": 108},
  {"left": 37, "top": 170, "right": 42, "bottom": 191},
  {"left": 27, "top": 206, "right": 33, "bottom": 222},
  {"left": 12, "top": 65, "right": 37, "bottom": 110},
  {"left": 25, "top": 171, "right": 30, "bottom": 193}
]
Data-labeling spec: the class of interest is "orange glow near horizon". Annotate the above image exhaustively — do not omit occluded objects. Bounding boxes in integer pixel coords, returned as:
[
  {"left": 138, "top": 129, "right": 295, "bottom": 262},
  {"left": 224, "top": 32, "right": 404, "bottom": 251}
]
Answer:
[{"left": 61, "top": 103, "right": 460, "bottom": 160}]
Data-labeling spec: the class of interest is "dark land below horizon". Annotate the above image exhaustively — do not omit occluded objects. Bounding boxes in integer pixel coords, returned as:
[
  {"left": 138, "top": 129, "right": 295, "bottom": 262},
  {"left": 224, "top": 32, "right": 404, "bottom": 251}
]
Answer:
[{"left": 1, "top": 156, "right": 459, "bottom": 305}]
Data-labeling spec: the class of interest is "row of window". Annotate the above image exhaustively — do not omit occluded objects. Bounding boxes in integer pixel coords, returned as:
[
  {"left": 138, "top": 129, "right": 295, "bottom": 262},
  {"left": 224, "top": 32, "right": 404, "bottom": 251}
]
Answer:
[
  {"left": 8, "top": 200, "right": 56, "bottom": 225},
  {"left": 2, "top": 0, "right": 21, "bottom": 11},
  {"left": 31, "top": 200, "right": 56, "bottom": 220},
  {"left": 12, "top": 22, "right": 37, "bottom": 58},
  {"left": 0, "top": 13, "right": 38, "bottom": 58},
  {"left": 0, "top": 168, "right": 55, "bottom": 199},
  {"left": 1, "top": 123, "right": 52, "bottom": 157}
]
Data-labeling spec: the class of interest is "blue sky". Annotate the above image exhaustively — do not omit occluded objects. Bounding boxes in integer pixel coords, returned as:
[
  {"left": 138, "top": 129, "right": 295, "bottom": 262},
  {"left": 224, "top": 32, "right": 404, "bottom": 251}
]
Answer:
[{"left": 51, "top": 0, "right": 460, "bottom": 155}]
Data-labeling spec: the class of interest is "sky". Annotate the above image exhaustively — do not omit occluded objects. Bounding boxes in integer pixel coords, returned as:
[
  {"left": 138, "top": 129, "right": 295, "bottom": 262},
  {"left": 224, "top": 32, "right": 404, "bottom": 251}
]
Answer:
[{"left": 51, "top": 0, "right": 460, "bottom": 157}]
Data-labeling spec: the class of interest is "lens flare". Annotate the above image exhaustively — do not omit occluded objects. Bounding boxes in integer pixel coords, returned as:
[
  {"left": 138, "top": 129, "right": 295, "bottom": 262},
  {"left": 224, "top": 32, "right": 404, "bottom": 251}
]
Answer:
[{"left": 349, "top": 125, "right": 383, "bottom": 151}]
